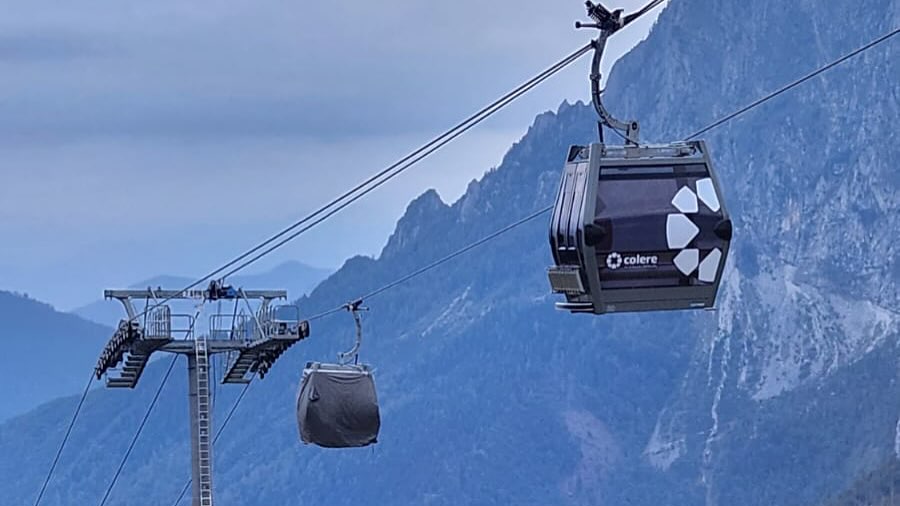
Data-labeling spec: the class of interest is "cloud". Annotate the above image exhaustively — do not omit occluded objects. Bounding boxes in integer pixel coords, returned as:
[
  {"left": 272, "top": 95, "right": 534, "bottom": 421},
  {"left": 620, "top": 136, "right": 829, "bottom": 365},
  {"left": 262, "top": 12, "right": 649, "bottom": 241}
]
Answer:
[
  {"left": 0, "top": 127, "right": 527, "bottom": 308},
  {"left": 0, "top": 31, "right": 109, "bottom": 62},
  {"left": 0, "top": 0, "right": 660, "bottom": 141},
  {"left": 0, "top": 0, "right": 667, "bottom": 308}
]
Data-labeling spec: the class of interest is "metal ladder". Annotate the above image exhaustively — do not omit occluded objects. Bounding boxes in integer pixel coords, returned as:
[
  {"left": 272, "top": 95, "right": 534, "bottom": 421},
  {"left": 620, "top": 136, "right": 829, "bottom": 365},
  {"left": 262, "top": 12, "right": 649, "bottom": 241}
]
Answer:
[{"left": 194, "top": 336, "right": 213, "bottom": 506}]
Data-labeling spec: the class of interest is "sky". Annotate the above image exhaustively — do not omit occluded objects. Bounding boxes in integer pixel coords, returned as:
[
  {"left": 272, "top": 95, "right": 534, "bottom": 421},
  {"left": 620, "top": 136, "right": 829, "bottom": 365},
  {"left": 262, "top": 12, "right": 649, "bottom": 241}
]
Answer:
[{"left": 0, "top": 0, "right": 668, "bottom": 310}]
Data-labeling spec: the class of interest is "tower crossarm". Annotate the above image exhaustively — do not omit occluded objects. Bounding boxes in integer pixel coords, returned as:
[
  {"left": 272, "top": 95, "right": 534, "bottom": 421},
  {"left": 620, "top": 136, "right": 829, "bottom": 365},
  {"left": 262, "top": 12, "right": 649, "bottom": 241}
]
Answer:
[
  {"left": 96, "top": 319, "right": 173, "bottom": 388},
  {"left": 221, "top": 320, "right": 310, "bottom": 384},
  {"left": 105, "top": 289, "right": 288, "bottom": 301}
]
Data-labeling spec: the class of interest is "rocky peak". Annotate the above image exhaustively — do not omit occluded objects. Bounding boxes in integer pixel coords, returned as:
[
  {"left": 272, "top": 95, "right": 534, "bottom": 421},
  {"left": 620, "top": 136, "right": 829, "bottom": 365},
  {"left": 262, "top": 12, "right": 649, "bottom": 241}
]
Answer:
[{"left": 380, "top": 188, "right": 450, "bottom": 259}]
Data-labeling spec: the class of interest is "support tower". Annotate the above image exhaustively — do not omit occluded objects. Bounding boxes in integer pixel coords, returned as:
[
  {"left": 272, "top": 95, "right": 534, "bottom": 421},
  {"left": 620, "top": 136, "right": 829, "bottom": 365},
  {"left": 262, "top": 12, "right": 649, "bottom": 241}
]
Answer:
[{"left": 94, "top": 282, "right": 310, "bottom": 506}]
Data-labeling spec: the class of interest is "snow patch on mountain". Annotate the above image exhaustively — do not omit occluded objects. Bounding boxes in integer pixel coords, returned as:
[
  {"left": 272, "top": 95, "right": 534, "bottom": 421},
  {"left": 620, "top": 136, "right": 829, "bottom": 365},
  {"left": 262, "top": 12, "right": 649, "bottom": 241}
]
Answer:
[
  {"left": 645, "top": 414, "right": 687, "bottom": 471},
  {"left": 894, "top": 416, "right": 900, "bottom": 460},
  {"left": 561, "top": 410, "right": 622, "bottom": 504},
  {"left": 714, "top": 264, "right": 900, "bottom": 402},
  {"left": 422, "top": 286, "right": 479, "bottom": 337},
  {"left": 702, "top": 323, "right": 733, "bottom": 505}
]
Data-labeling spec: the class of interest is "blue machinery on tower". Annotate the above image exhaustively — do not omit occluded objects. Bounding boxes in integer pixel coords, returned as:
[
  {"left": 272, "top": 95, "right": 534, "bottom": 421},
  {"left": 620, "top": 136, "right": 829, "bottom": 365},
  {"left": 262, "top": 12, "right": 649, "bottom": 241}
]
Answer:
[{"left": 94, "top": 282, "right": 309, "bottom": 506}]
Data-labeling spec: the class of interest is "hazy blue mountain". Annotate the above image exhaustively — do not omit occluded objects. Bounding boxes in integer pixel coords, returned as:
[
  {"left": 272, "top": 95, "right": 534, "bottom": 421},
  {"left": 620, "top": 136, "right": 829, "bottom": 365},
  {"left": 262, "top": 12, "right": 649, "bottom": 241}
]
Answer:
[
  {"left": 825, "top": 459, "right": 900, "bottom": 506},
  {"left": 1, "top": 0, "right": 898, "bottom": 504},
  {"left": 0, "top": 291, "right": 111, "bottom": 421},
  {"left": 72, "top": 261, "right": 332, "bottom": 328}
]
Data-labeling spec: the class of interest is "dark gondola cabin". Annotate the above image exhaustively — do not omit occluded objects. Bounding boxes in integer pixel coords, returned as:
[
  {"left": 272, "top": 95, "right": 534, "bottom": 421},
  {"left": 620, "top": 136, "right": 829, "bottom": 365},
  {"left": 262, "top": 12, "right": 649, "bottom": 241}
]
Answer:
[
  {"left": 548, "top": 140, "right": 732, "bottom": 314},
  {"left": 296, "top": 362, "right": 381, "bottom": 449},
  {"left": 296, "top": 301, "right": 380, "bottom": 449}
]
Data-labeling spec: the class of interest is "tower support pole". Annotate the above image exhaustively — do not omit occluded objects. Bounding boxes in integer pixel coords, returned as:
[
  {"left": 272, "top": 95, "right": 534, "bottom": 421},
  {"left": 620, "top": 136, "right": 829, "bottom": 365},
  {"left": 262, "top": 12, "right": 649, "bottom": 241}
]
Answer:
[{"left": 187, "top": 354, "right": 213, "bottom": 506}]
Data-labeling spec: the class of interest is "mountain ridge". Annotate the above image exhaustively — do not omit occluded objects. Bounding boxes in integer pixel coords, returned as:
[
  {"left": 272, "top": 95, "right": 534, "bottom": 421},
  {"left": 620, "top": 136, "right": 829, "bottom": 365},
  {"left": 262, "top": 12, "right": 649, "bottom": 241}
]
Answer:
[
  {"left": 0, "top": 290, "right": 112, "bottom": 421},
  {"left": 1, "top": 0, "right": 898, "bottom": 504}
]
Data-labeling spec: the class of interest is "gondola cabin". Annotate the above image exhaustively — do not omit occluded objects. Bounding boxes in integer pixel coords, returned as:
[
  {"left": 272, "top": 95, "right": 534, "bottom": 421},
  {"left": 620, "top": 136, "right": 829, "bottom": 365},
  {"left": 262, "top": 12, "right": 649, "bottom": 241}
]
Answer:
[
  {"left": 296, "top": 362, "right": 381, "bottom": 449},
  {"left": 548, "top": 140, "right": 732, "bottom": 314}
]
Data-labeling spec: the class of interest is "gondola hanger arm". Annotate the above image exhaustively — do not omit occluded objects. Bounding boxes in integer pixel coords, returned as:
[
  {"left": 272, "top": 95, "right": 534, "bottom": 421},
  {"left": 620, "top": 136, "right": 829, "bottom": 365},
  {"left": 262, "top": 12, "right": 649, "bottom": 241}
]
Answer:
[
  {"left": 575, "top": 0, "right": 664, "bottom": 146},
  {"left": 339, "top": 300, "right": 369, "bottom": 365}
]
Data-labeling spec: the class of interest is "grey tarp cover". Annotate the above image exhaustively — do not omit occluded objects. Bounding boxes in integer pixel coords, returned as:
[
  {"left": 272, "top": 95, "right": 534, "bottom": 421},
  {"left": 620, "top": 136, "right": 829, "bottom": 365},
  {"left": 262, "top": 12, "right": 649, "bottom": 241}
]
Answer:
[{"left": 296, "top": 362, "right": 380, "bottom": 448}]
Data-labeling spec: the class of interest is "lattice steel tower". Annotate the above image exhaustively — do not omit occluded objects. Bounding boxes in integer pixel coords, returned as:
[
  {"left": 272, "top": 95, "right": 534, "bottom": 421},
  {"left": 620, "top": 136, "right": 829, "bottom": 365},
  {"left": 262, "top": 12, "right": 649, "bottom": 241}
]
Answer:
[{"left": 95, "top": 281, "right": 309, "bottom": 506}]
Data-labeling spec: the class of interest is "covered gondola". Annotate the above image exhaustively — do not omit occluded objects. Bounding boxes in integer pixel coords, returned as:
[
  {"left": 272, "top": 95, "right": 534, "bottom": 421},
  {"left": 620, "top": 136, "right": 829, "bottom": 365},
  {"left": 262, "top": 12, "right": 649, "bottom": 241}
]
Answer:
[
  {"left": 296, "top": 300, "right": 381, "bottom": 448},
  {"left": 296, "top": 362, "right": 380, "bottom": 448},
  {"left": 547, "top": 1, "right": 732, "bottom": 314}
]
